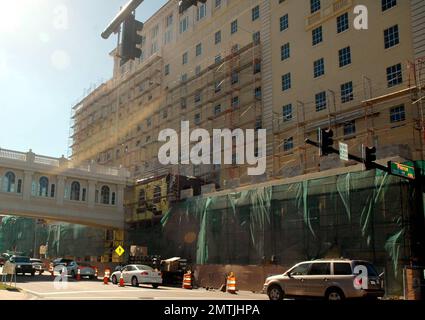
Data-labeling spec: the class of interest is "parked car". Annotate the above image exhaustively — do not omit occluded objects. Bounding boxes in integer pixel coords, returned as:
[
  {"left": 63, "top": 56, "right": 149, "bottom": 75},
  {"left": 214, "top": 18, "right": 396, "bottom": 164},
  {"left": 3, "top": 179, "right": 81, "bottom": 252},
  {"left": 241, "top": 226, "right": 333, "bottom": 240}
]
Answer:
[
  {"left": 8, "top": 256, "right": 35, "bottom": 276},
  {"left": 30, "top": 258, "right": 45, "bottom": 275},
  {"left": 263, "top": 259, "right": 385, "bottom": 301},
  {"left": 111, "top": 264, "right": 162, "bottom": 288},
  {"left": 65, "top": 261, "right": 97, "bottom": 279}
]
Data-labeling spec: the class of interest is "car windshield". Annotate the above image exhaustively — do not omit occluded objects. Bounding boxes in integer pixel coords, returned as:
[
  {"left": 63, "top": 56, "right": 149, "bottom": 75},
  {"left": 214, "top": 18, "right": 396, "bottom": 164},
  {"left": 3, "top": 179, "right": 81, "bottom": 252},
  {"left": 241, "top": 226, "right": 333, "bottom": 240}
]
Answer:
[
  {"left": 31, "top": 259, "right": 42, "bottom": 263},
  {"left": 78, "top": 262, "right": 91, "bottom": 267},
  {"left": 353, "top": 261, "right": 379, "bottom": 277},
  {"left": 135, "top": 265, "right": 153, "bottom": 271},
  {"left": 13, "top": 257, "right": 30, "bottom": 263}
]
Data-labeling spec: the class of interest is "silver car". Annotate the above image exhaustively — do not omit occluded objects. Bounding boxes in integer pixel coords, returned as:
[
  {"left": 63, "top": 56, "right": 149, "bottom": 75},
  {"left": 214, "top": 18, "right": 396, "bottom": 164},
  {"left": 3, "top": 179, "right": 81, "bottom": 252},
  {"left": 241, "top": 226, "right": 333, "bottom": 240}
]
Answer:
[
  {"left": 65, "top": 261, "right": 97, "bottom": 280},
  {"left": 264, "top": 259, "right": 385, "bottom": 301}
]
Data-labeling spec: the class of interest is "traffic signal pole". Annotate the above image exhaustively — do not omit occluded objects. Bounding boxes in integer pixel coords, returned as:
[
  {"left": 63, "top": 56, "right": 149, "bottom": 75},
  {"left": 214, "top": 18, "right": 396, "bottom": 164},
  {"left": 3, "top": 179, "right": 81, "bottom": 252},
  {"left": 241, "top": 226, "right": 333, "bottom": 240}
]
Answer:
[{"left": 304, "top": 138, "right": 389, "bottom": 173}]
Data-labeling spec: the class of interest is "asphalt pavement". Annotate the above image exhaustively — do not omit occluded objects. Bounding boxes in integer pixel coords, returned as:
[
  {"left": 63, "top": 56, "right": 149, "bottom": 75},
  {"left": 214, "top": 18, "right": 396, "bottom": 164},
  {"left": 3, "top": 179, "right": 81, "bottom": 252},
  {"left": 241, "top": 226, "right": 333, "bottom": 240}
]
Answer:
[{"left": 4, "top": 274, "right": 267, "bottom": 300}]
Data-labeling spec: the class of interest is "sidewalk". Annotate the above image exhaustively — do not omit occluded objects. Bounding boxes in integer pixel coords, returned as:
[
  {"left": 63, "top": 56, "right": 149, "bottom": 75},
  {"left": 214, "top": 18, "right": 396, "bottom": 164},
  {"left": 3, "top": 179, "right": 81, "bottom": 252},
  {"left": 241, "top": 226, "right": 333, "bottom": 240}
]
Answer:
[{"left": 0, "top": 289, "right": 30, "bottom": 300}]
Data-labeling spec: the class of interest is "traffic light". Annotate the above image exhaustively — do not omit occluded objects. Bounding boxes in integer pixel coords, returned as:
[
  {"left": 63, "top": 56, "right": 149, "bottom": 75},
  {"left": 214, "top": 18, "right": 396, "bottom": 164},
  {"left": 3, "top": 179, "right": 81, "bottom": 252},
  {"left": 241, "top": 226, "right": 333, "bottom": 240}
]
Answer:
[
  {"left": 178, "top": 0, "right": 207, "bottom": 14},
  {"left": 364, "top": 146, "right": 377, "bottom": 170},
  {"left": 120, "top": 13, "right": 144, "bottom": 65},
  {"left": 320, "top": 128, "right": 334, "bottom": 156}
]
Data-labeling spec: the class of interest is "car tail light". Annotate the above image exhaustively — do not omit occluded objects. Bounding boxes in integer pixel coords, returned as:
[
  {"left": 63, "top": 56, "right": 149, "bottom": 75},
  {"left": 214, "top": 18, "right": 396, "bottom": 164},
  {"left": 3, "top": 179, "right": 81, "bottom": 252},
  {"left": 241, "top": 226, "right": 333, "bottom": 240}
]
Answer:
[{"left": 141, "top": 272, "right": 149, "bottom": 276}]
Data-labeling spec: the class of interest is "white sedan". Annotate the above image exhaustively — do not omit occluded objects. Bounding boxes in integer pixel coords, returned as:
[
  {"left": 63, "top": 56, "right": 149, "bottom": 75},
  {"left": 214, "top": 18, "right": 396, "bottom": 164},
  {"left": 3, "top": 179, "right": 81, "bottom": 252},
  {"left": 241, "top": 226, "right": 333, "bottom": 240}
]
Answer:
[{"left": 111, "top": 264, "right": 162, "bottom": 288}]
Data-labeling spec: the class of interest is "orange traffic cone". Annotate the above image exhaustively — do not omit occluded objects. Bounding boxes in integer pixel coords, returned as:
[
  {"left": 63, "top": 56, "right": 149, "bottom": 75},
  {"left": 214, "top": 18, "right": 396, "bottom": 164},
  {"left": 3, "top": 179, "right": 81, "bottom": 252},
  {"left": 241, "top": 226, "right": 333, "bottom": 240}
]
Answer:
[
  {"left": 104, "top": 268, "right": 111, "bottom": 285},
  {"left": 119, "top": 273, "right": 125, "bottom": 287},
  {"left": 227, "top": 272, "right": 237, "bottom": 294},
  {"left": 49, "top": 263, "right": 54, "bottom": 278},
  {"left": 182, "top": 271, "right": 193, "bottom": 289},
  {"left": 76, "top": 268, "right": 81, "bottom": 281}
]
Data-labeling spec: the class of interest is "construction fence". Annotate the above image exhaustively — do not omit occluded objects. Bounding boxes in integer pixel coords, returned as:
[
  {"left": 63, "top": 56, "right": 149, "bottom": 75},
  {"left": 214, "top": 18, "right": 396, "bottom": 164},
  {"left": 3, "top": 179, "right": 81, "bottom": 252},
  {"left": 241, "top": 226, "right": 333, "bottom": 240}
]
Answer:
[{"left": 127, "top": 165, "right": 425, "bottom": 296}]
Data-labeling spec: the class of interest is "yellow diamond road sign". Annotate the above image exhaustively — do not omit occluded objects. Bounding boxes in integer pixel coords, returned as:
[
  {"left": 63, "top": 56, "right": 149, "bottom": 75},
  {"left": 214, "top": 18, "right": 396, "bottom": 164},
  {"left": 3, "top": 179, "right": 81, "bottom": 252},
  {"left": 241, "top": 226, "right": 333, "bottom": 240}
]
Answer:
[{"left": 115, "top": 246, "right": 125, "bottom": 257}]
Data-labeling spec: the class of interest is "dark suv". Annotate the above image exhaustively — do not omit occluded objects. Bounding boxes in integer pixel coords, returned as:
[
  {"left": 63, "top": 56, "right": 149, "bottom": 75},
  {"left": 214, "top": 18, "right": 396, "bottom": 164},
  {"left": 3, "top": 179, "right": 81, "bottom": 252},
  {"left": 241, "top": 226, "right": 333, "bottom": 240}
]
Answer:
[{"left": 9, "top": 256, "right": 35, "bottom": 276}]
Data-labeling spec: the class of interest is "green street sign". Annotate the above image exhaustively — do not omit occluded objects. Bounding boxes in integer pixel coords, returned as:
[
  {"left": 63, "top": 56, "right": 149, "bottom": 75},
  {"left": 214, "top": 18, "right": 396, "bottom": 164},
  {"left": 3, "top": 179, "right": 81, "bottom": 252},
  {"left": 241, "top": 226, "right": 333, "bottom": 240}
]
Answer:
[{"left": 388, "top": 161, "right": 416, "bottom": 180}]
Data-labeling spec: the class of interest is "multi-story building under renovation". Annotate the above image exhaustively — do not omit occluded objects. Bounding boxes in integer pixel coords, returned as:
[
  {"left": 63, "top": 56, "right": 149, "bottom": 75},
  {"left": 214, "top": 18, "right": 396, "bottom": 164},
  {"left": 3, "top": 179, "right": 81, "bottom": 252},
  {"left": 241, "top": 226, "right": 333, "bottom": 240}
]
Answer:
[{"left": 71, "top": 0, "right": 425, "bottom": 191}]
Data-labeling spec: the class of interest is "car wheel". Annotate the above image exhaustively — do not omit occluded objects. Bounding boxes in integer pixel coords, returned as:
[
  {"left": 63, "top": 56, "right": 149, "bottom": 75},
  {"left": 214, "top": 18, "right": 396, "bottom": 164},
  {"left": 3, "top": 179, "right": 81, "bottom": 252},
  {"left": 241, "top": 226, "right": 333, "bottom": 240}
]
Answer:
[
  {"left": 268, "top": 285, "right": 284, "bottom": 301},
  {"left": 152, "top": 284, "right": 159, "bottom": 289},
  {"left": 326, "top": 288, "right": 345, "bottom": 301},
  {"left": 131, "top": 276, "right": 139, "bottom": 287},
  {"left": 112, "top": 275, "right": 118, "bottom": 285}
]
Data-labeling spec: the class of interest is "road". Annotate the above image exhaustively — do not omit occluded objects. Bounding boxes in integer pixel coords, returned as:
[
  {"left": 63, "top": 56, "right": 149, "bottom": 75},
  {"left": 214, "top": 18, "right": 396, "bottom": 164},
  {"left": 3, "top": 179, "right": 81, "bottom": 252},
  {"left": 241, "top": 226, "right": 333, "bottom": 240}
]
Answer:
[{"left": 8, "top": 274, "right": 267, "bottom": 300}]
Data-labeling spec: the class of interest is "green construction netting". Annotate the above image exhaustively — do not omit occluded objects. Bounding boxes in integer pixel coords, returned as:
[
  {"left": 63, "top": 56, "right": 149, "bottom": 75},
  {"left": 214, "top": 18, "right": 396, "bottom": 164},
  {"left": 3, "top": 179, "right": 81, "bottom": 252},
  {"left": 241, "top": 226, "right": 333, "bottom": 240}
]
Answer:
[
  {"left": 126, "top": 167, "right": 420, "bottom": 296},
  {"left": 0, "top": 217, "right": 105, "bottom": 258}
]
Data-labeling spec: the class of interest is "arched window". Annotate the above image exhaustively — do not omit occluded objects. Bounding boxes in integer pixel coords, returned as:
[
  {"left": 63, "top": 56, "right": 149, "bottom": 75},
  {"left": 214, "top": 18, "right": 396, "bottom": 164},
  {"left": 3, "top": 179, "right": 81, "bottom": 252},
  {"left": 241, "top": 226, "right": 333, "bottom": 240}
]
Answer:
[
  {"left": 3, "top": 172, "right": 16, "bottom": 193},
  {"left": 70, "top": 181, "right": 80, "bottom": 201},
  {"left": 153, "top": 186, "right": 161, "bottom": 204},
  {"left": 39, "top": 177, "right": 49, "bottom": 197},
  {"left": 101, "top": 186, "right": 110, "bottom": 204},
  {"left": 138, "top": 189, "right": 146, "bottom": 206}
]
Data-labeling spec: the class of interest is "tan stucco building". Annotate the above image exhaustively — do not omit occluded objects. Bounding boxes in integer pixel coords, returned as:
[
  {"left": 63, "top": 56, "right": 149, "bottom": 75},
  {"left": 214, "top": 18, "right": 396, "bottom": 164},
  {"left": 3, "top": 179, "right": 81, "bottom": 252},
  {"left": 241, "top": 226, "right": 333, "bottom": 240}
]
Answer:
[{"left": 71, "top": 0, "right": 425, "bottom": 192}]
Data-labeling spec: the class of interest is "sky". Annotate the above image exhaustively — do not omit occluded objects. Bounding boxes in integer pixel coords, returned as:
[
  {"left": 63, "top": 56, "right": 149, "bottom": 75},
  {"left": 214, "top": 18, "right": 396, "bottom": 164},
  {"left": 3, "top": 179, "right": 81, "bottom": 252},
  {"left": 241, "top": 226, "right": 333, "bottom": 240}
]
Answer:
[{"left": 0, "top": 0, "right": 168, "bottom": 157}]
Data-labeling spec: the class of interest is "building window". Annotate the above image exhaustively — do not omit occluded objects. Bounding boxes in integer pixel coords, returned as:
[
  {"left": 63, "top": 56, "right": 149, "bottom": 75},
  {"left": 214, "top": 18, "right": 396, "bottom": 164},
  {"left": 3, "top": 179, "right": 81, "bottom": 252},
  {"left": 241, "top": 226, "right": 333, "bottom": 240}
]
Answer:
[
  {"left": 181, "top": 73, "right": 188, "bottom": 82},
  {"left": 101, "top": 186, "right": 110, "bottom": 205},
  {"left": 253, "top": 31, "right": 261, "bottom": 45},
  {"left": 231, "top": 71, "right": 239, "bottom": 84},
  {"left": 341, "top": 81, "right": 354, "bottom": 103},
  {"left": 390, "top": 104, "right": 405, "bottom": 123},
  {"left": 312, "top": 26, "right": 323, "bottom": 45},
  {"left": 255, "top": 117, "right": 262, "bottom": 130},
  {"left": 195, "top": 65, "right": 201, "bottom": 76},
  {"left": 382, "top": 0, "right": 397, "bottom": 12},
  {"left": 254, "top": 59, "right": 261, "bottom": 74},
  {"left": 82, "top": 188, "right": 87, "bottom": 202},
  {"left": 282, "top": 104, "right": 293, "bottom": 122},
  {"left": 252, "top": 5, "right": 260, "bottom": 21},
  {"left": 343, "top": 120, "right": 356, "bottom": 136},
  {"left": 337, "top": 13, "right": 349, "bottom": 33},
  {"left": 194, "top": 113, "right": 201, "bottom": 125},
  {"left": 70, "top": 181, "right": 80, "bottom": 201},
  {"left": 215, "top": 80, "right": 222, "bottom": 93},
  {"left": 39, "top": 177, "right": 49, "bottom": 197},
  {"left": 166, "top": 14, "right": 173, "bottom": 27},
  {"left": 17, "top": 179, "right": 22, "bottom": 194},
  {"left": 196, "top": 43, "right": 202, "bottom": 56},
  {"left": 387, "top": 63, "right": 403, "bottom": 87},
  {"left": 111, "top": 192, "right": 116, "bottom": 205},
  {"left": 231, "top": 96, "right": 240, "bottom": 108},
  {"left": 214, "top": 104, "right": 222, "bottom": 115},
  {"left": 215, "top": 0, "right": 221, "bottom": 8},
  {"left": 314, "top": 58, "right": 325, "bottom": 78},
  {"left": 311, "top": 0, "right": 321, "bottom": 13},
  {"left": 281, "top": 73, "right": 291, "bottom": 91},
  {"left": 231, "top": 20, "right": 238, "bottom": 34},
  {"left": 315, "top": 91, "right": 327, "bottom": 111},
  {"left": 3, "top": 171, "right": 15, "bottom": 193},
  {"left": 339, "top": 46, "right": 352, "bottom": 67},
  {"left": 384, "top": 25, "right": 399, "bottom": 49},
  {"left": 138, "top": 189, "right": 146, "bottom": 206},
  {"left": 255, "top": 86, "right": 262, "bottom": 100},
  {"left": 197, "top": 3, "right": 207, "bottom": 21},
  {"left": 182, "top": 52, "right": 188, "bottom": 65},
  {"left": 195, "top": 91, "right": 202, "bottom": 103},
  {"left": 215, "top": 30, "right": 221, "bottom": 44},
  {"left": 280, "top": 14, "right": 289, "bottom": 32},
  {"left": 283, "top": 137, "right": 294, "bottom": 151},
  {"left": 180, "top": 16, "right": 189, "bottom": 33},
  {"left": 164, "top": 64, "right": 170, "bottom": 76},
  {"left": 281, "top": 43, "right": 290, "bottom": 61},
  {"left": 215, "top": 55, "right": 222, "bottom": 64},
  {"left": 181, "top": 97, "right": 187, "bottom": 109},
  {"left": 50, "top": 183, "right": 55, "bottom": 198}
]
